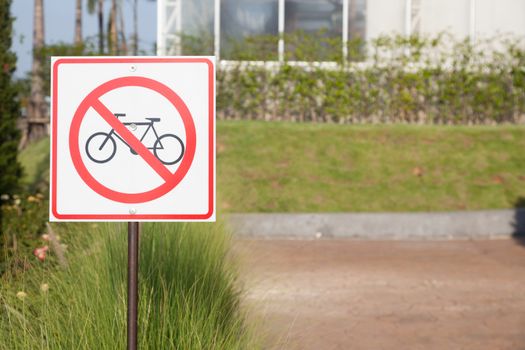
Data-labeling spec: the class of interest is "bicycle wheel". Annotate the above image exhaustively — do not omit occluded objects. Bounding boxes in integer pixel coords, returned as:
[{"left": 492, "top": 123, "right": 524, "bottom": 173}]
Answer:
[
  {"left": 153, "top": 134, "right": 184, "bottom": 165},
  {"left": 86, "top": 132, "right": 117, "bottom": 163}
]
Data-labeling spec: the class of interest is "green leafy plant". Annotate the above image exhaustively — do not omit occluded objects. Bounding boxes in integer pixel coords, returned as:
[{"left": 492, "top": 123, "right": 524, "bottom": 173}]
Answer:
[{"left": 213, "top": 32, "right": 525, "bottom": 124}]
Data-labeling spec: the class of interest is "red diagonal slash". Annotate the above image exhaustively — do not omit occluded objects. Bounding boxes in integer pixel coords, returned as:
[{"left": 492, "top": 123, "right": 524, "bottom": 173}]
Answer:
[
  {"left": 66, "top": 74, "right": 198, "bottom": 205},
  {"left": 91, "top": 98, "right": 173, "bottom": 182}
]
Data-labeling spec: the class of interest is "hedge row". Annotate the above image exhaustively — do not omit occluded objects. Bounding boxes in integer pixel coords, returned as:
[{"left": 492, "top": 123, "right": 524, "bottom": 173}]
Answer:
[{"left": 216, "top": 34, "right": 525, "bottom": 124}]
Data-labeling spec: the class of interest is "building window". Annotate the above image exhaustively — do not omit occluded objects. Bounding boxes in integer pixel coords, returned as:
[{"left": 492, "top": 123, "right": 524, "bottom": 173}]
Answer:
[
  {"left": 220, "top": 0, "right": 279, "bottom": 60},
  {"left": 165, "top": 0, "right": 367, "bottom": 62},
  {"left": 284, "top": 0, "right": 343, "bottom": 61},
  {"left": 180, "top": 0, "right": 215, "bottom": 55},
  {"left": 348, "top": 0, "right": 366, "bottom": 40},
  {"left": 285, "top": 0, "right": 343, "bottom": 35}
]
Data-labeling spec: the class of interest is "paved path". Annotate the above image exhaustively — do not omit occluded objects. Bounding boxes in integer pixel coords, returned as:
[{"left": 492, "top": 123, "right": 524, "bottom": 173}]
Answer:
[{"left": 236, "top": 238, "right": 525, "bottom": 350}]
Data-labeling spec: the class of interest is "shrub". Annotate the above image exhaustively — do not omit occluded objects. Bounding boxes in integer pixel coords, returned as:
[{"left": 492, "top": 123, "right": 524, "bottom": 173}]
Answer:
[{"left": 215, "top": 33, "right": 525, "bottom": 124}]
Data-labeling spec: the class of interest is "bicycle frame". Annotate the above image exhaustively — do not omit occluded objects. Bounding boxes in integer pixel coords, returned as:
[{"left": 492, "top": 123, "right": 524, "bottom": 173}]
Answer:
[
  {"left": 87, "top": 116, "right": 185, "bottom": 165},
  {"left": 100, "top": 121, "right": 166, "bottom": 151}
]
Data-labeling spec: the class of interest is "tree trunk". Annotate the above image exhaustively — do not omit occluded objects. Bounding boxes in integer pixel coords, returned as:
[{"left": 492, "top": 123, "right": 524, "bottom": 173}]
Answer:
[
  {"left": 133, "top": 0, "right": 138, "bottom": 55},
  {"left": 26, "top": 0, "right": 47, "bottom": 144},
  {"left": 108, "top": 0, "right": 118, "bottom": 55},
  {"left": 74, "top": 0, "right": 82, "bottom": 45},
  {"left": 98, "top": 0, "right": 104, "bottom": 53},
  {"left": 118, "top": 1, "right": 127, "bottom": 55}
]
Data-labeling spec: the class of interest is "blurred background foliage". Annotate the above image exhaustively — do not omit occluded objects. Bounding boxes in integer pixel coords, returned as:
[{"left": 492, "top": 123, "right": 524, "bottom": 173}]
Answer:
[{"left": 211, "top": 32, "right": 525, "bottom": 124}]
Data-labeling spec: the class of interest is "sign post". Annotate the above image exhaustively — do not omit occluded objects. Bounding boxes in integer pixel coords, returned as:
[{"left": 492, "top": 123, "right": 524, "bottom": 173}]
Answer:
[
  {"left": 50, "top": 57, "right": 215, "bottom": 349},
  {"left": 128, "top": 222, "right": 139, "bottom": 350}
]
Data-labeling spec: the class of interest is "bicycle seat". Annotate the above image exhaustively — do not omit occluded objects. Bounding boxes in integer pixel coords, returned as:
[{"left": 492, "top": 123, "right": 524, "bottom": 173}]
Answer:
[{"left": 146, "top": 117, "right": 161, "bottom": 122}]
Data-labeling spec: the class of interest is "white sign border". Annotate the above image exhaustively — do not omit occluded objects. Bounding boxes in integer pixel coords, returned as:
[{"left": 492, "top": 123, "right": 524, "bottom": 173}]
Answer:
[{"left": 49, "top": 56, "right": 215, "bottom": 222}]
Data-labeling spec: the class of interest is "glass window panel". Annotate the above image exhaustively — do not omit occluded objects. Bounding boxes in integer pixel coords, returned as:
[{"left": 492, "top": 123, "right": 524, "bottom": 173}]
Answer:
[
  {"left": 285, "top": 0, "right": 342, "bottom": 35},
  {"left": 284, "top": 0, "right": 343, "bottom": 61},
  {"left": 181, "top": 0, "right": 215, "bottom": 55},
  {"left": 283, "top": 0, "right": 366, "bottom": 61},
  {"left": 348, "top": 0, "right": 366, "bottom": 39},
  {"left": 347, "top": 0, "right": 366, "bottom": 61},
  {"left": 221, "top": 0, "right": 279, "bottom": 60}
]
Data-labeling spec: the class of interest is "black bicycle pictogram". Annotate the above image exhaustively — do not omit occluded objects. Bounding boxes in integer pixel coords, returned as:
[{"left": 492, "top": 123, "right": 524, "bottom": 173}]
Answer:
[{"left": 85, "top": 113, "right": 185, "bottom": 165}]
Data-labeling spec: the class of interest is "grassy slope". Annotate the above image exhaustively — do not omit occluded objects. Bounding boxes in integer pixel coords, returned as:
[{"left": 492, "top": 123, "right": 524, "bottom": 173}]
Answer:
[
  {"left": 218, "top": 122, "right": 525, "bottom": 212},
  {"left": 18, "top": 136, "right": 50, "bottom": 190},
  {"left": 20, "top": 122, "right": 525, "bottom": 212}
]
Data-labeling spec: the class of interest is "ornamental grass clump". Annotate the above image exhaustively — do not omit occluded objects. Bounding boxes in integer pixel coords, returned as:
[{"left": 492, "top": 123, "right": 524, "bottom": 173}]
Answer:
[{"left": 0, "top": 222, "right": 257, "bottom": 349}]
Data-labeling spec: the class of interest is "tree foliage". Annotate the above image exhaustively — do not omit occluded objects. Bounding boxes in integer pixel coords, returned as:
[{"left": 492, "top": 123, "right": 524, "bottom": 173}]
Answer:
[
  {"left": 0, "top": 0, "right": 22, "bottom": 202},
  {"left": 35, "top": 41, "right": 96, "bottom": 96},
  {"left": 0, "top": 0, "right": 23, "bottom": 269}
]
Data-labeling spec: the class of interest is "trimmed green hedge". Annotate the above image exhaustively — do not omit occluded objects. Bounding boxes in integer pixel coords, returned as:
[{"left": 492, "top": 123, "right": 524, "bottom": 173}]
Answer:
[{"left": 216, "top": 34, "right": 525, "bottom": 124}]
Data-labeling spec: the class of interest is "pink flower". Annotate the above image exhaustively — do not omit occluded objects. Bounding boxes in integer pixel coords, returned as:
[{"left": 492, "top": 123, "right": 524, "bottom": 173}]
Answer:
[{"left": 33, "top": 246, "right": 49, "bottom": 262}]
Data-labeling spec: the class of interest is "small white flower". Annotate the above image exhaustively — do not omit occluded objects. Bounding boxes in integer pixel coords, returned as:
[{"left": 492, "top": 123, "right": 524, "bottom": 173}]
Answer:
[
  {"left": 16, "top": 291, "right": 27, "bottom": 300},
  {"left": 0, "top": 194, "right": 9, "bottom": 201},
  {"left": 40, "top": 283, "right": 49, "bottom": 293}
]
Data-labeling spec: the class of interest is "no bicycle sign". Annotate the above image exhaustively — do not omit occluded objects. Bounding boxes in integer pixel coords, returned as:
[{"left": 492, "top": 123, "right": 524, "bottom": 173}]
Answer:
[{"left": 50, "top": 57, "right": 215, "bottom": 221}]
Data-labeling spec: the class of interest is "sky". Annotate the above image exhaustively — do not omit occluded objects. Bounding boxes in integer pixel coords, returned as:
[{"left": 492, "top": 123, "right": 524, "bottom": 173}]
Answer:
[{"left": 11, "top": 0, "right": 158, "bottom": 78}]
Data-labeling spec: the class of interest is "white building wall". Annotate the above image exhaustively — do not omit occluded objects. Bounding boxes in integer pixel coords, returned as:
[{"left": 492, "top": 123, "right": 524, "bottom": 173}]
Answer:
[
  {"left": 476, "top": 0, "right": 525, "bottom": 38},
  {"left": 420, "top": 0, "right": 470, "bottom": 38},
  {"left": 366, "top": 0, "right": 525, "bottom": 41},
  {"left": 366, "top": 0, "right": 406, "bottom": 40}
]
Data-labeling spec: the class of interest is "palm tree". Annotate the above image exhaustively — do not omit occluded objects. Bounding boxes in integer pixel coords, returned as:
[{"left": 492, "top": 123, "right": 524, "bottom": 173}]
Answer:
[
  {"left": 118, "top": 0, "right": 128, "bottom": 54},
  {"left": 88, "top": 0, "right": 104, "bottom": 53},
  {"left": 108, "top": 0, "right": 118, "bottom": 54},
  {"left": 89, "top": 0, "right": 128, "bottom": 56},
  {"left": 26, "top": 0, "right": 47, "bottom": 144},
  {"left": 132, "top": 0, "right": 138, "bottom": 55},
  {"left": 74, "top": 0, "right": 82, "bottom": 45}
]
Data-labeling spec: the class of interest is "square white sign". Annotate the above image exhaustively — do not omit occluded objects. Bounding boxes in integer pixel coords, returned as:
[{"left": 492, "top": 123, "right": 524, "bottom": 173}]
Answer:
[{"left": 50, "top": 57, "right": 215, "bottom": 221}]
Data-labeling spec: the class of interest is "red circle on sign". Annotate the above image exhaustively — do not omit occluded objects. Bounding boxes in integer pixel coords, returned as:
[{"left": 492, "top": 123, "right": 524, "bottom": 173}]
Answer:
[{"left": 69, "top": 76, "right": 196, "bottom": 203}]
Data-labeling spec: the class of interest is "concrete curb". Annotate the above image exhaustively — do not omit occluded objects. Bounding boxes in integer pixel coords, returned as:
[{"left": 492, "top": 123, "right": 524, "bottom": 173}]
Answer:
[{"left": 227, "top": 209, "right": 525, "bottom": 239}]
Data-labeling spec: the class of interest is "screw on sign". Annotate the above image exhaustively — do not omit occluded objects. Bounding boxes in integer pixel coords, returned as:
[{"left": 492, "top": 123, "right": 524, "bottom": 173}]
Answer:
[{"left": 51, "top": 57, "right": 215, "bottom": 350}]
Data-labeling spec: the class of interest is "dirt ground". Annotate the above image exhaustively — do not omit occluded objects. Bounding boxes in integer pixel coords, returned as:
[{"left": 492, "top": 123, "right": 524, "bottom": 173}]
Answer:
[{"left": 235, "top": 238, "right": 525, "bottom": 350}]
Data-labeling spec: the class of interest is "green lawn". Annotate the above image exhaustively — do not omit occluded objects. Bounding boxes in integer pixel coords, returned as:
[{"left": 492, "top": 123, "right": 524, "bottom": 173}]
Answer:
[
  {"left": 21, "top": 122, "right": 525, "bottom": 212},
  {"left": 18, "top": 135, "right": 50, "bottom": 191},
  {"left": 217, "top": 121, "right": 525, "bottom": 212}
]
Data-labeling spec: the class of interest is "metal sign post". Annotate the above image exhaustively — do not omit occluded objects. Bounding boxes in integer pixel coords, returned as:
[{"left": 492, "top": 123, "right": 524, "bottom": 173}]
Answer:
[{"left": 128, "top": 222, "right": 139, "bottom": 350}]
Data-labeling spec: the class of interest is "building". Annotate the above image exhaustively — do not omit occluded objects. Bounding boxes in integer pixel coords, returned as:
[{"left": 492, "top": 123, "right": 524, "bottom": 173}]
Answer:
[{"left": 157, "top": 0, "right": 525, "bottom": 61}]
